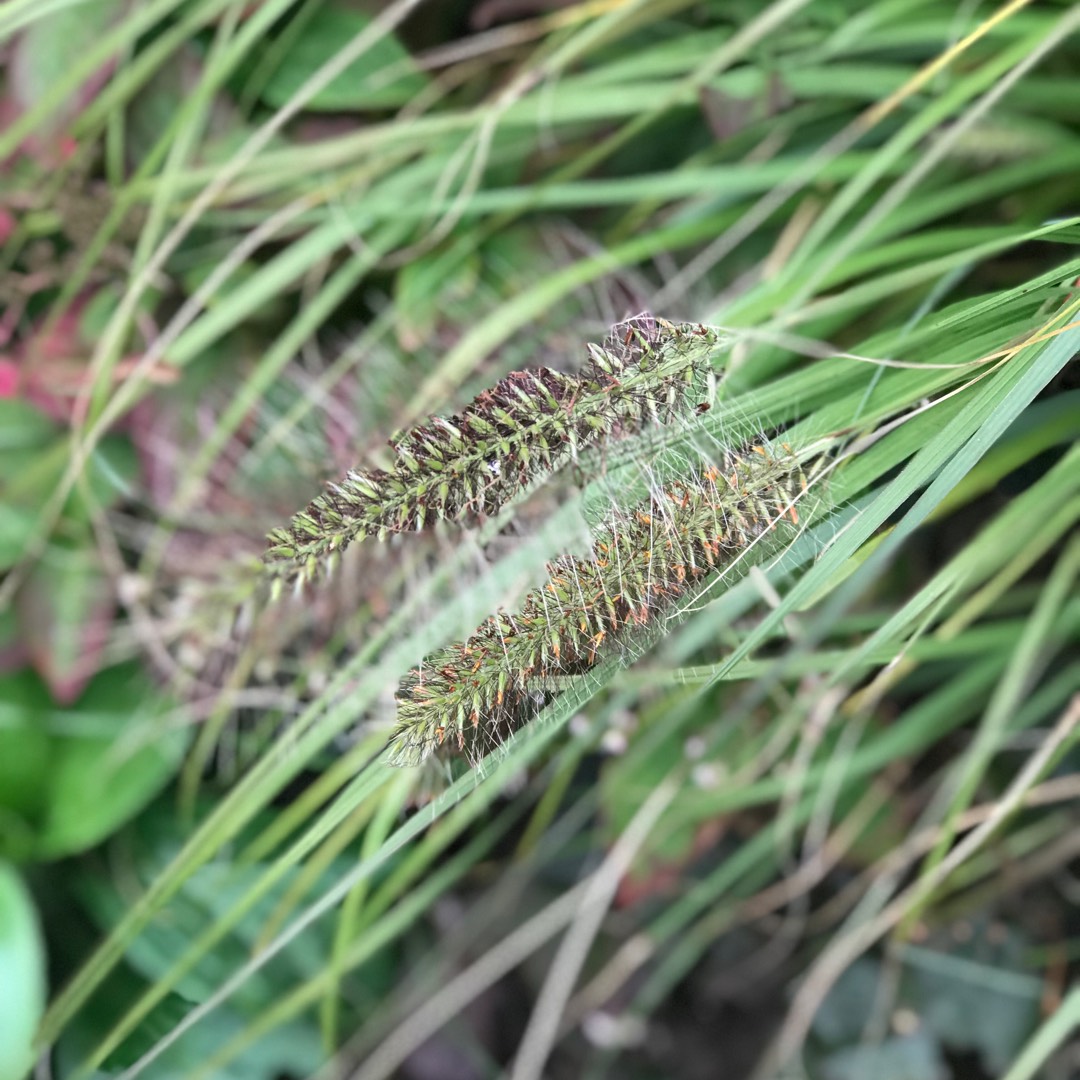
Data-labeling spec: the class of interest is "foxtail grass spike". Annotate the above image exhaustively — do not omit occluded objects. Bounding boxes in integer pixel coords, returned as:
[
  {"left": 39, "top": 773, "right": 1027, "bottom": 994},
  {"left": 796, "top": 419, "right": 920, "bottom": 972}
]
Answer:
[
  {"left": 387, "top": 442, "right": 812, "bottom": 767},
  {"left": 263, "top": 315, "right": 720, "bottom": 592}
]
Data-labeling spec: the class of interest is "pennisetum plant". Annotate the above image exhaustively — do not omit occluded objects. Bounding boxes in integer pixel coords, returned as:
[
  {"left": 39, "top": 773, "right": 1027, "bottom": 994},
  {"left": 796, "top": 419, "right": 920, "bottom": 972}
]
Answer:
[
  {"left": 262, "top": 315, "right": 721, "bottom": 593},
  {"left": 387, "top": 441, "right": 818, "bottom": 766}
]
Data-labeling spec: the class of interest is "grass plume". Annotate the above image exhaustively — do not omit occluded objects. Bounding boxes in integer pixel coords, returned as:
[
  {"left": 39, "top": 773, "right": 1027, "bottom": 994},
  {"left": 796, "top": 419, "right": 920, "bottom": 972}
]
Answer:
[
  {"left": 388, "top": 442, "right": 812, "bottom": 766},
  {"left": 263, "top": 316, "right": 720, "bottom": 593}
]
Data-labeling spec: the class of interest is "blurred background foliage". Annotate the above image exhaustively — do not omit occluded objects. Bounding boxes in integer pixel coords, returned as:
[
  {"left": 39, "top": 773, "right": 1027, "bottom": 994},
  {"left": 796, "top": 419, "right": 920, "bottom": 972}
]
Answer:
[{"left": 1, "top": 0, "right": 1079, "bottom": 1077}]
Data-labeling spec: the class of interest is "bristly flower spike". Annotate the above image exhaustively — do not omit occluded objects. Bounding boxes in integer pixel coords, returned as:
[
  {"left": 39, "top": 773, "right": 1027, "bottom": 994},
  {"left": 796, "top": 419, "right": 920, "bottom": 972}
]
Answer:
[
  {"left": 387, "top": 441, "right": 814, "bottom": 767},
  {"left": 263, "top": 315, "right": 721, "bottom": 592}
]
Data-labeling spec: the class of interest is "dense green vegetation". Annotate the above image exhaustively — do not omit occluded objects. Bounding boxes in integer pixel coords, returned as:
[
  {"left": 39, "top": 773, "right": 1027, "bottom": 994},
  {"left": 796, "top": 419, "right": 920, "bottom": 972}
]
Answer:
[{"left": 1, "top": 1, "right": 1079, "bottom": 1077}]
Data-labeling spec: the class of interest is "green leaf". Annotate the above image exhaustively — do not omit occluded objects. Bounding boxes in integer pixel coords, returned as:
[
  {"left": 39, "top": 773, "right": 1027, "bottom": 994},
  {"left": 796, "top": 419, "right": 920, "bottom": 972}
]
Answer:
[
  {"left": 71, "top": 433, "right": 140, "bottom": 518},
  {"left": 906, "top": 927, "right": 1042, "bottom": 1074},
  {"left": 0, "top": 861, "right": 46, "bottom": 1080},
  {"left": 0, "top": 665, "right": 189, "bottom": 861},
  {"left": 36, "top": 664, "right": 190, "bottom": 859},
  {"left": 0, "top": 504, "right": 38, "bottom": 572},
  {"left": 0, "top": 432, "right": 136, "bottom": 522},
  {"left": 0, "top": 401, "right": 56, "bottom": 451},
  {"left": 820, "top": 1032, "right": 948, "bottom": 1080},
  {"left": 17, "top": 543, "right": 114, "bottom": 704},
  {"left": 258, "top": 5, "right": 428, "bottom": 112},
  {"left": 54, "top": 963, "right": 323, "bottom": 1080},
  {"left": 0, "top": 672, "right": 52, "bottom": 854},
  {"left": 9, "top": 0, "right": 126, "bottom": 118},
  {"left": 813, "top": 957, "right": 880, "bottom": 1046}
]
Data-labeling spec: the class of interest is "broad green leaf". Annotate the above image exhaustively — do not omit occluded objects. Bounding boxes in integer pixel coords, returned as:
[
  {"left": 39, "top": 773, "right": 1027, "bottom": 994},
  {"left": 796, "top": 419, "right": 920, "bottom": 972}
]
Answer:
[
  {"left": 0, "top": 433, "right": 136, "bottom": 521},
  {"left": 54, "top": 964, "right": 323, "bottom": 1080},
  {"left": 69, "top": 433, "right": 140, "bottom": 520},
  {"left": 907, "top": 927, "right": 1042, "bottom": 1074},
  {"left": 36, "top": 664, "right": 190, "bottom": 859},
  {"left": 0, "top": 505, "right": 38, "bottom": 572},
  {"left": 820, "top": 1032, "right": 948, "bottom": 1080},
  {"left": 8, "top": 0, "right": 127, "bottom": 121},
  {"left": 0, "top": 672, "right": 52, "bottom": 853},
  {"left": 258, "top": 6, "right": 428, "bottom": 112},
  {"left": 0, "top": 401, "right": 56, "bottom": 451},
  {"left": 17, "top": 544, "right": 114, "bottom": 703},
  {"left": 813, "top": 958, "right": 881, "bottom": 1046},
  {"left": 0, "top": 862, "right": 46, "bottom": 1080}
]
